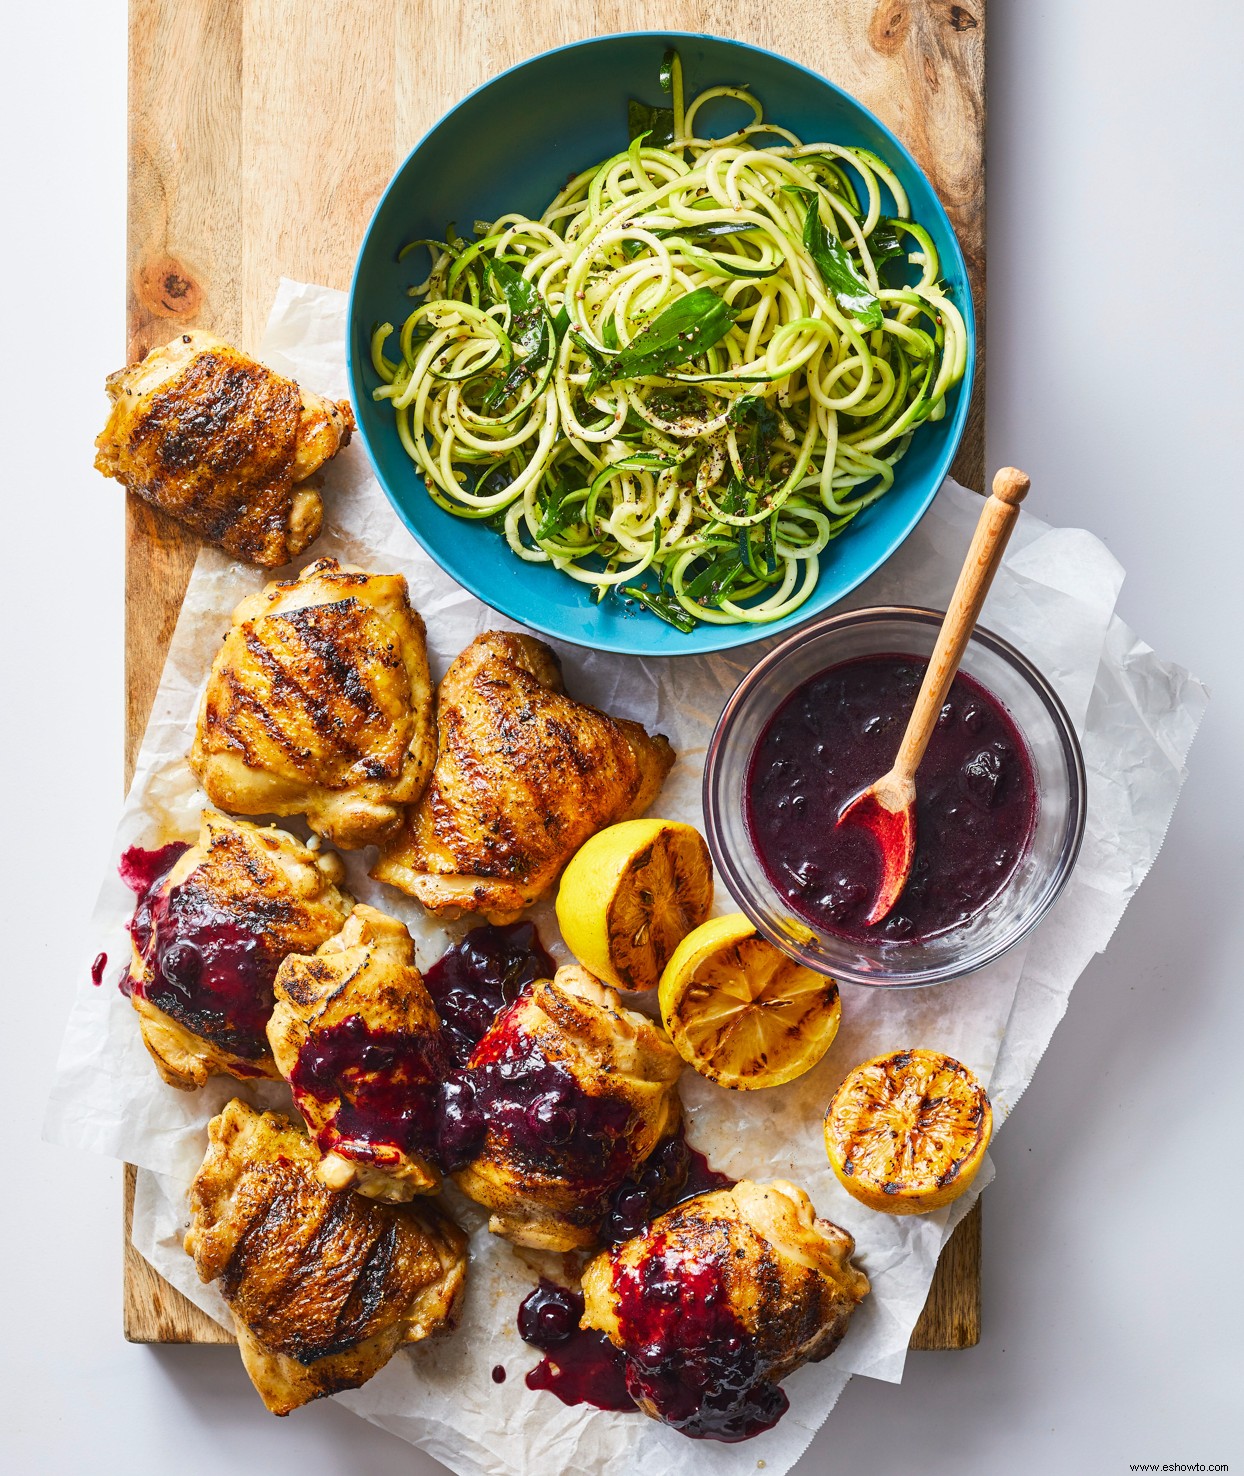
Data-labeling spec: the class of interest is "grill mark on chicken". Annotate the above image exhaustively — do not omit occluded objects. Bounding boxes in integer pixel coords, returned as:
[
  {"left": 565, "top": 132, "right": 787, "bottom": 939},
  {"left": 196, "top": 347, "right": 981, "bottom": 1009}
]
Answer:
[{"left": 240, "top": 621, "right": 368, "bottom": 766}]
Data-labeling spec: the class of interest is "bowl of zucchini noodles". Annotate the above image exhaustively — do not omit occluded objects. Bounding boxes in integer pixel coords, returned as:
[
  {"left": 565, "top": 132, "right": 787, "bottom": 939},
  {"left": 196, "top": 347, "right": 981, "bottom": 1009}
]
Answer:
[{"left": 347, "top": 32, "right": 975, "bottom": 655}]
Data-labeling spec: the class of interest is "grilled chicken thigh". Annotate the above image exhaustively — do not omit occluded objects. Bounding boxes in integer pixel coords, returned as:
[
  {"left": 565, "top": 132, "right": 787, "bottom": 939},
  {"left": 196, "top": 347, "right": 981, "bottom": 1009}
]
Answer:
[
  {"left": 123, "top": 812, "right": 351, "bottom": 1090},
  {"left": 443, "top": 963, "right": 683, "bottom": 1250},
  {"left": 95, "top": 331, "right": 353, "bottom": 566},
  {"left": 190, "top": 559, "right": 436, "bottom": 849},
  {"left": 581, "top": 1180, "right": 870, "bottom": 1441},
  {"left": 268, "top": 905, "right": 449, "bottom": 1201},
  {"left": 373, "top": 632, "right": 675, "bottom": 922},
  {"left": 186, "top": 1100, "right": 467, "bottom": 1415}
]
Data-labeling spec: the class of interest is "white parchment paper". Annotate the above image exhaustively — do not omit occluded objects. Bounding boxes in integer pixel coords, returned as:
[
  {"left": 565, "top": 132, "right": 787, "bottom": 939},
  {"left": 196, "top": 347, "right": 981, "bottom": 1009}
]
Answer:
[{"left": 46, "top": 280, "right": 1208, "bottom": 1476}]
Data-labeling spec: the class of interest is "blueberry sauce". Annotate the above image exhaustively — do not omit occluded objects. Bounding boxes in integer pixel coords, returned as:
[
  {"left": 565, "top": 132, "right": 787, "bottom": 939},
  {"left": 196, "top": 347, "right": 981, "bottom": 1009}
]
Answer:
[
  {"left": 745, "top": 656, "right": 1038, "bottom": 942},
  {"left": 424, "top": 923, "right": 554, "bottom": 1067},
  {"left": 90, "top": 952, "right": 108, "bottom": 987},
  {"left": 119, "top": 842, "right": 189, "bottom": 899},
  {"left": 600, "top": 1125, "right": 734, "bottom": 1245},
  {"left": 436, "top": 999, "right": 635, "bottom": 1190},
  {"left": 120, "top": 841, "right": 277, "bottom": 1058},
  {"left": 519, "top": 1280, "right": 633, "bottom": 1412},
  {"left": 611, "top": 1231, "right": 787, "bottom": 1441},
  {"left": 519, "top": 1132, "right": 743, "bottom": 1431},
  {"left": 290, "top": 1015, "right": 449, "bottom": 1163}
]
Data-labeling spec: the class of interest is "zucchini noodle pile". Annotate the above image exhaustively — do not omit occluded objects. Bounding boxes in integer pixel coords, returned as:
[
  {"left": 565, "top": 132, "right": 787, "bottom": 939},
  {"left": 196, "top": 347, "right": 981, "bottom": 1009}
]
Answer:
[{"left": 370, "top": 53, "right": 968, "bottom": 631}]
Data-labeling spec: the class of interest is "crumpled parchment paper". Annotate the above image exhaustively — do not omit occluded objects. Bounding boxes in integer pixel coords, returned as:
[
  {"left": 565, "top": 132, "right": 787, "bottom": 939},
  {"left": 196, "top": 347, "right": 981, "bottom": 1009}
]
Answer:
[{"left": 46, "top": 279, "right": 1208, "bottom": 1476}]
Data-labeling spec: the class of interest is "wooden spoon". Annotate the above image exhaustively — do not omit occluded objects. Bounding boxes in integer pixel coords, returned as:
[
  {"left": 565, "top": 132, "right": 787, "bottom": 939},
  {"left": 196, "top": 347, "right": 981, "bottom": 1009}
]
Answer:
[{"left": 837, "top": 466, "right": 1031, "bottom": 926}]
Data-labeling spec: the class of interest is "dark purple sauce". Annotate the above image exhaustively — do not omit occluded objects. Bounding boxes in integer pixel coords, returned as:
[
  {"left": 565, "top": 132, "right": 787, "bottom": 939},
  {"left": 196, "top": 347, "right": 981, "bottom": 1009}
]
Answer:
[
  {"left": 519, "top": 1281, "right": 634, "bottom": 1412},
  {"left": 491, "top": 1364, "right": 507, "bottom": 1385},
  {"left": 436, "top": 999, "right": 634, "bottom": 1190},
  {"left": 424, "top": 923, "right": 554, "bottom": 1067},
  {"left": 611, "top": 1233, "right": 787, "bottom": 1441},
  {"left": 119, "top": 842, "right": 189, "bottom": 899},
  {"left": 601, "top": 1124, "right": 734, "bottom": 1245},
  {"left": 90, "top": 952, "right": 108, "bottom": 987},
  {"left": 120, "top": 841, "right": 276, "bottom": 1059},
  {"left": 745, "top": 656, "right": 1038, "bottom": 942},
  {"left": 290, "top": 1015, "right": 449, "bottom": 1163},
  {"left": 519, "top": 1133, "right": 745, "bottom": 1432}
]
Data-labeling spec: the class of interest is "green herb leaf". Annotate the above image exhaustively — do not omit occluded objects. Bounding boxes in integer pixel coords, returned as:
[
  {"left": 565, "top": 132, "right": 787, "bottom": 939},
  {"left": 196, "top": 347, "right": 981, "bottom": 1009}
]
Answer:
[
  {"left": 657, "top": 220, "right": 761, "bottom": 245},
  {"left": 535, "top": 466, "right": 575, "bottom": 540},
  {"left": 628, "top": 99, "right": 675, "bottom": 147},
  {"left": 588, "top": 287, "right": 739, "bottom": 393},
  {"left": 787, "top": 187, "right": 882, "bottom": 330},
  {"left": 684, "top": 545, "right": 746, "bottom": 603},
  {"left": 868, "top": 218, "right": 906, "bottom": 279},
  {"left": 483, "top": 260, "right": 552, "bottom": 409},
  {"left": 621, "top": 584, "right": 697, "bottom": 632},
  {"left": 729, "top": 396, "right": 781, "bottom": 488}
]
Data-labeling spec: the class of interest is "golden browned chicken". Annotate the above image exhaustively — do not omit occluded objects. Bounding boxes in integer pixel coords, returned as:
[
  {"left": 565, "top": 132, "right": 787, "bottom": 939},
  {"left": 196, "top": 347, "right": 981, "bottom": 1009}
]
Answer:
[
  {"left": 443, "top": 963, "right": 683, "bottom": 1250},
  {"left": 267, "top": 905, "right": 448, "bottom": 1202},
  {"left": 580, "top": 1180, "right": 870, "bottom": 1440},
  {"left": 189, "top": 559, "right": 436, "bottom": 849},
  {"left": 95, "top": 331, "right": 354, "bottom": 566},
  {"left": 372, "top": 632, "right": 675, "bottom": 923},
  {"left": 186, "top": 1099, "right": 467, "bottom": 1415},
  {"left": 122, "top": 811, "right": 352, "bottom": 1090}
]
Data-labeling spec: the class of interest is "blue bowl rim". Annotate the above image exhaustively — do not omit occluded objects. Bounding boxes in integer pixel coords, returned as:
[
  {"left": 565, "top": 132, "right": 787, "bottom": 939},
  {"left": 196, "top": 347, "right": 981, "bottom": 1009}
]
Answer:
[{"left": 346, "top": 29, "right": 977, "bottom": 658}]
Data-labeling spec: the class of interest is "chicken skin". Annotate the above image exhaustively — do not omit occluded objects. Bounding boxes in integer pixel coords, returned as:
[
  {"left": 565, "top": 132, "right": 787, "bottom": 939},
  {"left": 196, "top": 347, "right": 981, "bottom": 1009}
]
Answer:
[
  {"left": 95, "top": 331, "right": 354, "bottom": 567},
  {"left": 190, "top": 559, "right": 436, "bottom": 849},
  {"left": 372, "top": 632, "right": 675, "bottom": 923},
  {"left": 186, "top": 1100, "right": 467, "bottom": 1415},
  {"left": 268, "top": 905, "right": 449, "bottom": 1202},
  {"left": 122, "top": 812, "right": 352, "bottom": 1090},
  {"left": 442, "top": 963, "right": 683, "bottom": 1251},
  {"left": 581, "top": 1180, "right": 870, "bottom": 1441}
]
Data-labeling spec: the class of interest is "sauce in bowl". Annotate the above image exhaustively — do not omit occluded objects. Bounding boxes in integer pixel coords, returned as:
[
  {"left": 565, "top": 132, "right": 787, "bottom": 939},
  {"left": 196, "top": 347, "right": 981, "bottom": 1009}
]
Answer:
[{"left": 745, "top": 655, "right": 1037, "bottom": 942}]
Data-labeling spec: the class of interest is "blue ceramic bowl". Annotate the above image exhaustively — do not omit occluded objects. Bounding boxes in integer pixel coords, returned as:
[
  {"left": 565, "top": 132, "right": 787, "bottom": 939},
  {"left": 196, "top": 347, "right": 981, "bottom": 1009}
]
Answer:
[{"left": 347, "top": 32, "right": 975, "bottom": 657}]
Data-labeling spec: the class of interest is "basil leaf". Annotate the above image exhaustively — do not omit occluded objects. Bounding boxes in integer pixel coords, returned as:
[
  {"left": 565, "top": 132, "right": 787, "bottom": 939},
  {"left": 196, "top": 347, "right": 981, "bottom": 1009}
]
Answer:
[
  {"left": 685, "top": 545, "right": 746, "bottom": 603},
  {"left": 787, "top": 186, "right": 882, "bottom": 330},
  {"left": 535, "top": 466, "right": 574, "bottom": 540},
  {"left": 570, "top": 328, "right": 613, "bottom": 393},
  {"left": 483, "top": 260, "right": 551, "bottom": 409},
  {"left": 657, "top": 220, "right": 761, "bottom": 245},
  {"left": 868, "top": 218, "right": 906, "bottom": 280},
  {"left": 729, "top": 396, "right": 780, "bottom": 488},
  {"left": 590, "top": 287, "right": 739, "bottom": 392},
  {"left": 621, "top": 584, "right": 697, "bottom": 633},
  {"left": 628, "top": 99, "right": 674, "bottom": 147}
]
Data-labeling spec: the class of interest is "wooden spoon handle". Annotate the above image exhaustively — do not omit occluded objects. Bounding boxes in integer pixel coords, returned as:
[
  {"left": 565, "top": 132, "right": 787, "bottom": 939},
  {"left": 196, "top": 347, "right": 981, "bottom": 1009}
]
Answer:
[{"left": 892, "top": 467, "right": 1030, "bottom": 781}]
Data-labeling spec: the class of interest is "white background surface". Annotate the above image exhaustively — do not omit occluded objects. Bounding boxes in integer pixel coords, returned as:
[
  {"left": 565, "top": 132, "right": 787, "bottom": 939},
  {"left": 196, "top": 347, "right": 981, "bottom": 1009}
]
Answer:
[{"left": 6, "top": 2, "right": 1241, "bottom": 1473}]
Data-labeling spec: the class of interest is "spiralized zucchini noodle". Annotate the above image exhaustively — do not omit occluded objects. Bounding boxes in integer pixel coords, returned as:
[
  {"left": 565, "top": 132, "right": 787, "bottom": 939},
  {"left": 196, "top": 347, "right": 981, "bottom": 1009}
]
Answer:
[{"left": 370, "top": 51, "right": 968, "bottom": 632}]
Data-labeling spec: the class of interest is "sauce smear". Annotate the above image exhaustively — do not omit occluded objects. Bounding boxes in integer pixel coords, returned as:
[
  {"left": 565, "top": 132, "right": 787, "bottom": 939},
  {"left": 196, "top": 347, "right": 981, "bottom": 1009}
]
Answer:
[{"left": 746, "top": 656, "right": 1037, "bottom": 941}]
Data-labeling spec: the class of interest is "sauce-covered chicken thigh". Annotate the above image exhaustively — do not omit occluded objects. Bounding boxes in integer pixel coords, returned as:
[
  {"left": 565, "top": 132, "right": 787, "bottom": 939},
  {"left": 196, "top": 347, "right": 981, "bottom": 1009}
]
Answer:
[
  {"left": 580, "top": 1180, "right": 870, "bottom": 1440},
  {"left": 123, "top": 811, "right": 351, "bottom": 1089},
  {"left": 268, "top": 905, "right": 449, "bottom": 1201},
  {"left": 443, "top": 964, "right": 683, "bottom": 1250}
]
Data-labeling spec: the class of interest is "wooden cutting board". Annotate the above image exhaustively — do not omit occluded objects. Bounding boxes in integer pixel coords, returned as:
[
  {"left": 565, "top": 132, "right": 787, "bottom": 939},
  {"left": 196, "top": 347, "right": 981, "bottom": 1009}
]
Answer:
[{"left": 122, "top": 0, "right": 986, "bottom": 1353}]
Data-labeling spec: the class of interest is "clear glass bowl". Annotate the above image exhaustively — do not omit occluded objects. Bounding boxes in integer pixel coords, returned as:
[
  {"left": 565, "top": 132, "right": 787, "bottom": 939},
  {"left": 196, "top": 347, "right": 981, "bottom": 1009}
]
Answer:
[{"left": 703, "top": 607, "right": 1087, "bottom": 987}]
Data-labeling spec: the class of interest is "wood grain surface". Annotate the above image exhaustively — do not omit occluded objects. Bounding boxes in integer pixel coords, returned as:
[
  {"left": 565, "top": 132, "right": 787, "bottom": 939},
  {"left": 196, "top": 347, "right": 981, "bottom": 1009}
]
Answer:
[{"left": 122, "top": 0, "right": 986, "bottom": 1353}]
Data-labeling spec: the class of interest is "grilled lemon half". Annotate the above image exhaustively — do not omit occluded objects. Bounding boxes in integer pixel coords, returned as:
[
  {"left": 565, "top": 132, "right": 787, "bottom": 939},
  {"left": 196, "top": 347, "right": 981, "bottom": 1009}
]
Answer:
[
  {"left": 824, "top": 1049, "right": 992, "bottom": 1215},
  {"left": 556, "top": 819, "right": 713, "bottom": 993},
  {"left": 658, "top": 913, "right": 841, "bottom": 1089}
]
